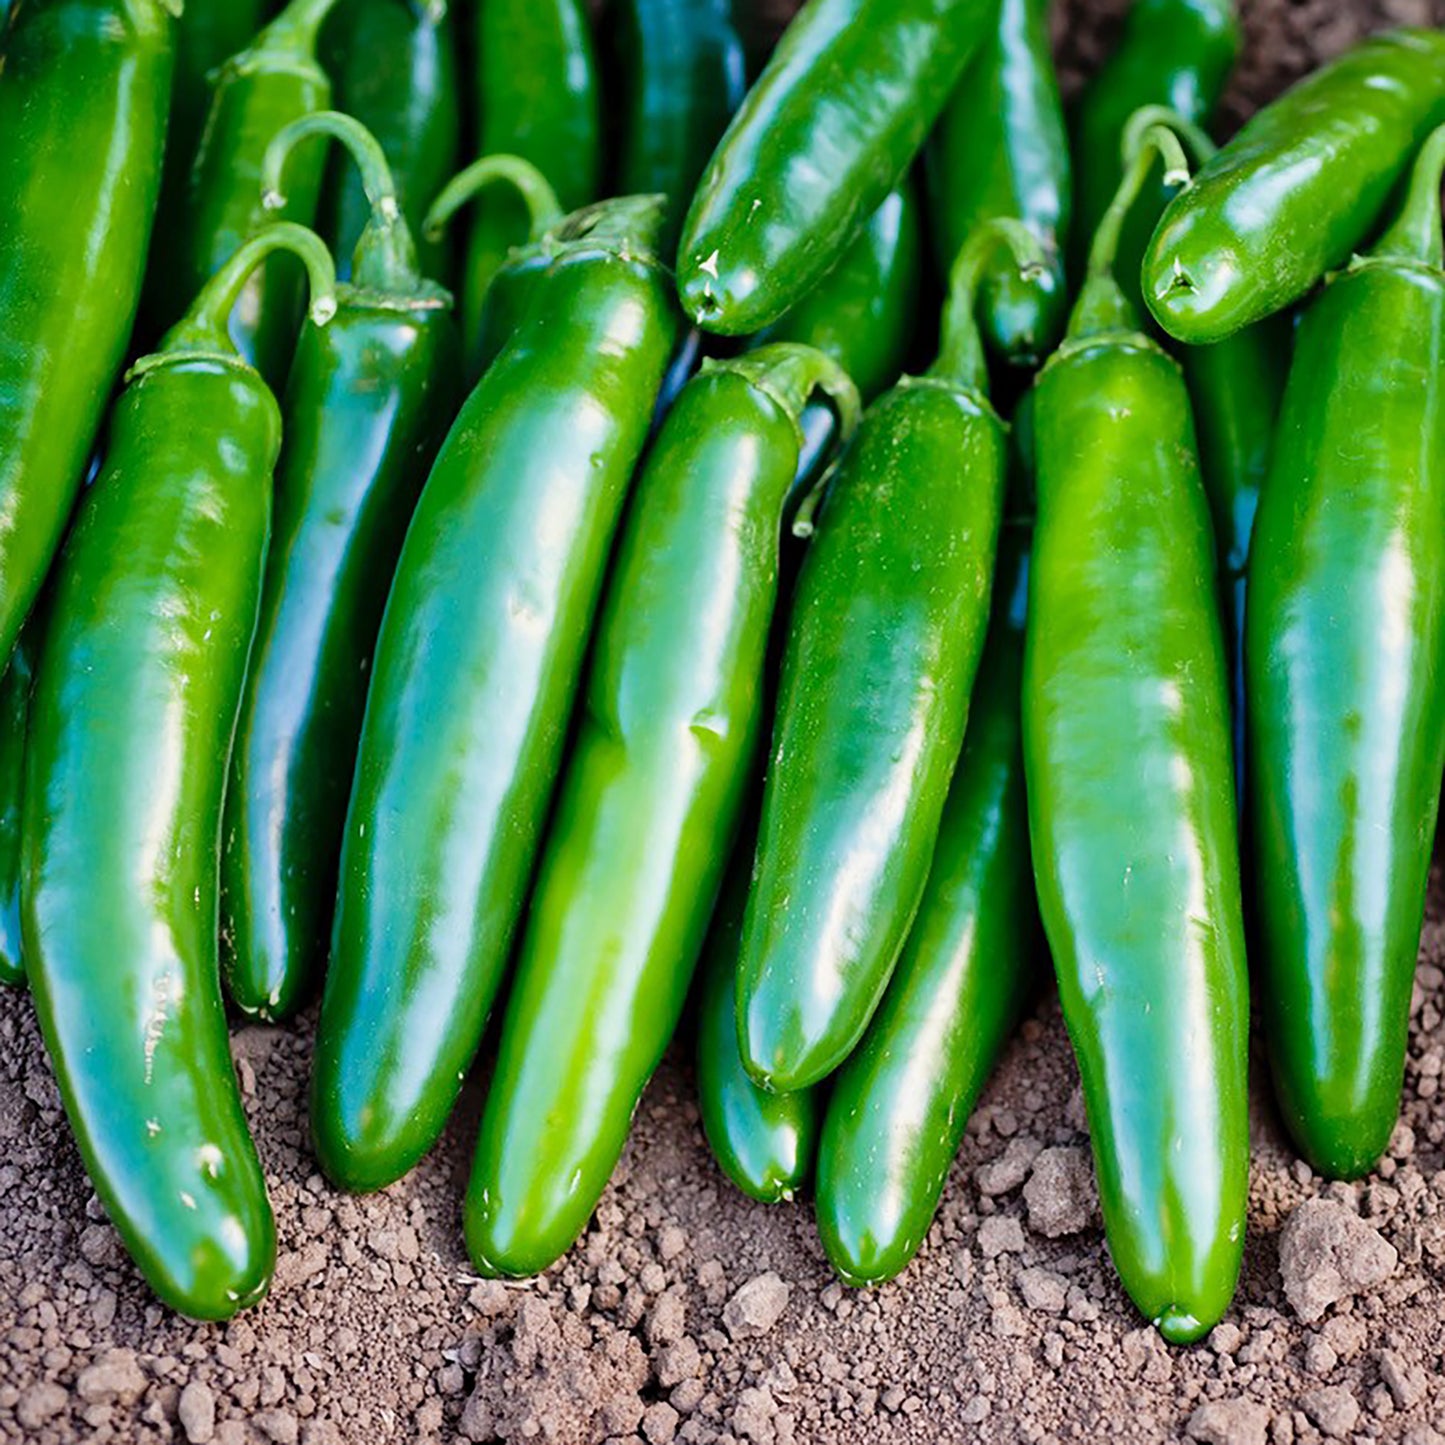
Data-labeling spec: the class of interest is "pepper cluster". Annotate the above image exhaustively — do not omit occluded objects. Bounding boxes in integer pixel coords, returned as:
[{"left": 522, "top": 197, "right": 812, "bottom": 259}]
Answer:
[{"left": 0, "top": 0, "right": 1442, "bottom": 1354}]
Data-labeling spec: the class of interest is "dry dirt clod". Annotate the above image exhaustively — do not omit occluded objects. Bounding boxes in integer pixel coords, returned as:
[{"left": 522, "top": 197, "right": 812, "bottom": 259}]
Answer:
[
  {"left": 722, "top": 1274, "right": 791, "bottom": 1340},
  {"left": 1278, "top": 1198, "right": 1399, "bottom": 1323},
  {"left": 1023, "top": 1145, "right": 1099, "bottom": 1238},
  {"left": 1185, "top": 1397, "right": 1270, "bottom": 1445}
]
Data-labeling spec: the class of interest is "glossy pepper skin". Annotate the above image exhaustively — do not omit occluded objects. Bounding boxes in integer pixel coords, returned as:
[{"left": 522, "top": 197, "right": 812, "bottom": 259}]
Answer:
[
  {"left": 696, "top": 819, "right": 819, "bottom": 1204},
  {"left": 754, "top": 184, "right": 923, "bottom": 490},
  {"left": 928, "top": 0, "right": 1071, "bottom": 365},
  {"left": 1145, "top": 29, "right": 1445, "bottom": 343},
  {"left": 148, "top": 0, "right": 342, "bottom": 387},
  {"left": 320, "top": 0, "right": 460, "bottom": 283},
  {"left": 465, "top": 345, "right": 860, "bottom": 1278},
  {"left": 736, "top": 222, "right": 1043, "bottom": 1096},
  {"left": 22, "top": 227, "right": 338, "bottom": 1321},
  {"left": 0, "top": 624, "right": 38, "bottom": 988},
  {"left": 1069, "top": 0, "right": 1238, "bottom": 290},
  {"left": 1247, "top": 128, "right": 1445, "bottom": 1182},
  {"left": 221, "top": 115, "right": 460, "bottom": 1022},
  {"left": 676, "top": 0, "right": 996, "bottom": 335},
  {"left": 423, "top": 155, "right": 562, "bottom": 383},
  {"left": 816, "top": 527, "right": 1037, "bottom": 1286},
  {"left": 463, "top": 0, "right": 601, "bottom": 361},
  {"left": 312, "top": 197, "right": 676, "bottom": 1195},
  {"left": 1024, "top": 128, "right": 1249, "bottom": 1345},
  {"left": 612, "top": 0, "right": 747, "bottom": 254},
  {"left": 0, "top": 0, "right": 175, "bottom": 672}
]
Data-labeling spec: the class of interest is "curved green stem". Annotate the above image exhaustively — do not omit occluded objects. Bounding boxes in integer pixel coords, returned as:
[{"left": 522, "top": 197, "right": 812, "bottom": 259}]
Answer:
[
  {"left": 1370, "top": 123, "right": 1445, "bottom": 269},
  {"left": 423, "top": 155, "right": 563, "bottom": 246},
  {"left": 154, "top": 223, "right": 338, "bottom": 363},
  {"left": 1121, "top": 104, "right": 1217, "bottom": 169},
  {"left": 932, "top": 218, "right": 1049, "bottom": 392},
  {"left": 1070, "top": 121, "right": 1191, "bottom": 341},
  {"left": 263, "top": 111, "right": 422, "bottom": 296},
  {"left": 715, "top": 342, "right": 862, "bottom": 463},
  {"left": 257, "top": 0, "right": 344, "bottom": 55},
  {"left": 551, "top": 193, "right": 670, "bottom": 262}
]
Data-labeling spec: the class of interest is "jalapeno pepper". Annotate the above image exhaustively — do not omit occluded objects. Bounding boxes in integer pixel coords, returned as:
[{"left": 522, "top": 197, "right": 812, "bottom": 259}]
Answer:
[
  {"left": 1248, "top": 127, "right": 1445, "bottom": 1181},
  {"left": 320, "top": 0, "right": 461, "bottom": 283},
  {"left": 676, "top": 0, "right": 996, "bottom": 335},
  {"left": 696, "top": 815, "right": 820, "bottom": 1205},
  {"left": 220, "top": 114, "right": 460, "bottom": 1023},
  {"left": 23, "top": 226, "right": 338, "bottom": 1321},
  {"left": 0, "top": 623, "right": 38, "bottom": 989},
  {"left": 816, "top": 524, "right": 1037, "bottom": 1286},
  {"left": 0, "top": 0, "right": 175, "bottom": 671},
  {"left": 312, "top": 196, "right": 676, "bottom": 1194},
  {"left": 465, "top": 345, "right": 859, "bottom": 1278},
  {"left": 146, "top": 0, "right": 342, "bottom": 386},
  {"left": 754, "top": 182, "right": 923, "bottom": 495},
  {"left": 462, "top": 0, "right": 600, "bottom": 362},
  {"left": 737, "top": 220, "right": 1043, "bottom": 1095},
  {"left": 928, "top": 0, "right": 1071, "bottom": 366},
  {"left": 1024, "top": 126, "right": 1249, "bottom": 1345},
  {"left": 612, "top": 0, "right": 747, "bottom": 253},
  {"left": 423, "top": 155, "right": 562, "bottom": 382},
  {"left": 1144, "top": 29, "right": 1445, "bottom": 344},
  {"left": 1069, "top": 0, "right": 1239, "bottom": 294}
]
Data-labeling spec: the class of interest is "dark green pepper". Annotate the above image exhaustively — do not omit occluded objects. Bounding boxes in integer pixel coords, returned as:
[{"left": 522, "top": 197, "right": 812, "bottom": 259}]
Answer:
[
  {"left": 676, "top": 0, "right": 997, "bottom": 335},
  {"left": 816, "top": 524, "right": 1037, "bottom": 1286},
  {"left": 1023, "top": 126, "right": 1248, "bottom": 1344},
  {"left": 927, "top": 0, "right": 1071, "bottom": 366},
  {"left": 736, "top": 221, "right": 1042, "bottom": 1095},
  {"left": 320, "top": 0, "right": 461, "bottom": 283},
  {"left": 1069, "top": 0, "right": 1239, "bottom": 293},
  {"left": 1247, "top": 127, "right": 1445, "bottom": 1181},
  {"left": 696, "top": 817, "right": 820, "bottom": 1205},
  {"left": 22, "top": 226, "right": 338, "bottom": 1320},
  {"left": 753, "top": 182, "right": 922, "bottom": 497},
  {"left": 611, "top": 0, "right": 747, "bottom": 254},
  {"left": 465, "top": 344, "right": 859, "bottom": 1278},
  {"left": 0, "top": 0, "right": 175, "bottom": 670},
  {"left": 221, "top": 114, "right": 460, "bottom": 1022},
  {"left": 0, "top": 623, "right": 38, "bottom": 989},
  {"left": 1144, "top": 29, "right": 1445, "bottom": 343},
  {"left": 423, "top": 155, "right": 562, "bottom": 382},
  {"left": 147, "top": 0, "right": 342, "bottom": 386},
  {"left": 312, "top": 196, "right": 677, "bottom": 1195},
  {"left": 462, "top": 0, "right": 601, "bottom": 363}
]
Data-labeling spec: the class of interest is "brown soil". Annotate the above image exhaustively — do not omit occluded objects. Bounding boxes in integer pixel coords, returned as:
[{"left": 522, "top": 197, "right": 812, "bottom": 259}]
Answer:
[{"left": 7, "top": 2, "right": 1445, "bottom": 1442}]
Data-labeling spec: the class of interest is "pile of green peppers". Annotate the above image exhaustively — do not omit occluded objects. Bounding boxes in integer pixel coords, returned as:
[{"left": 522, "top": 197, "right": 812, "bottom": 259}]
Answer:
[{"left": 3, "top": 0, "right": 1445, "bottom": 1355}]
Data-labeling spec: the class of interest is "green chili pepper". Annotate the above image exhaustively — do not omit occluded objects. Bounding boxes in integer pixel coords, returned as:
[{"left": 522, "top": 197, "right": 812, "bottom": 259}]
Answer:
[
  {"left": 754, "top": 182, "right": 923, "bottom": 495},
  {"left": 147, "top": 0, "right": 342, "bottom": 387},
  {"left": 696, "top": 814, "right": 819, "bottom": 1205},
  {"left": 816, "top": 524, "right": 1038, "bottom": 1286},
  {"left": 1023, "top": 125, "right": 1248, "bottom": 1345},
  {"left": 927, "top": 0, "right": 1071, "bottom": 366},
  {"left": 1248, "top": 126, "right": 1445, "bottom": 1181},
  {"left": 312, "top": 196, "right": 677, "bottom": 1195},
  {"left": 463, "top": 0, "right": 601, "bottom": 359},
  {"left": 220, "top": 114, "right": 460, "bottom": 1023},
  {"left": 464, "top": 344, "right": 860, "bottom": 1278},
  {"left": 1144, "top": 29, "right": 1445, "bottom": 344},
  {"left": 423, "top": 155, "right": 563, "bottom": 382},
  {"left": 612, "top": 0, "right": 747, "bottom": 253},
  {"left": 736, "top": 220, "right": 1043, "bottom": 1095},
  {"left": 22, "top": 225, "right": 338, "bottom": 1321},
  {"left": 320, "top": 0, "right": 461, "bottom": 284},
  {"left": 677, "top": 0, "right": 997, "bottom": 335},
  {"left": 0, "top": 623, "right": 38, "bottom": 989},
  {"left": 1069, "top": 0, "right": 1239, "bottom": 293},
  {"left": 0, "top": 0, "right": 175, "bottom": 671}
]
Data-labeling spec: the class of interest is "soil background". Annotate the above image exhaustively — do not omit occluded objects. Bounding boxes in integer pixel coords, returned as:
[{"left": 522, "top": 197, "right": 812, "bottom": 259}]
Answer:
[{"left": 7, "top": 1, "right": 1445, "bottom": 1443}]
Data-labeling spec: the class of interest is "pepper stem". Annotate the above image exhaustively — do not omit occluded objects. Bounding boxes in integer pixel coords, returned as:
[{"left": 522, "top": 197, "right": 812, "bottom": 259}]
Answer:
[
  {"left": 1069, "top": 120, "right": 1191, "bottom": 340},
  {"left": 256, "top": 0, "right": 344, "bottom": 53},
  {"left": 154, "top": 223, "right": 338, "bottom": 362},
  {"left": 424, "top": 156, "right": 563, "bottom": 246},
  {"left": 1120, "top": 104, "right": 1217, "bottom": 169},
  {"left": 931, "top": 219, "right": 1049, "bottom": 392},
  {"left": 263, "top": 111, "right": 421, "bottom": 296},
  {"left": 1370, "top": 123, "right": 1445, "bottom": 269},
  {"left": 548, "top": 193, "right": 670, "bottom": 263}
]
